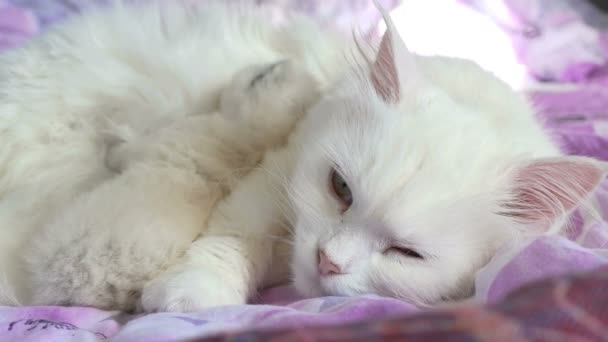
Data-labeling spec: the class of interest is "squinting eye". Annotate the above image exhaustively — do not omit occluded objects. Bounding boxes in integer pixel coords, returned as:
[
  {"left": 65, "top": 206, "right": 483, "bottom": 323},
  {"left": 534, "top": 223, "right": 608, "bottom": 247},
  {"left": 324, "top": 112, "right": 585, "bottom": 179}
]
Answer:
[
  {"left": 329, "top": 168, "right": 353, "bottom": 211},
  {"left": 386, "top": 246, "right": 424, "bottom": 259}
]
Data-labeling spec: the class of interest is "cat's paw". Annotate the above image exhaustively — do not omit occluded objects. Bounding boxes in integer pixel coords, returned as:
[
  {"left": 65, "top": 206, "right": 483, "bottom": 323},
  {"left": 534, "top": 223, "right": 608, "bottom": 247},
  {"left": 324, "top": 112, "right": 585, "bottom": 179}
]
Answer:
[
  {"left": 141, "top": 268, "right": 246, "bottom": 312},
  {"left": 220, "top": 60, "right": 317, "bottom": 122},
  {"left": 219, "top": 60, "right": 319, "bottom": 148}
]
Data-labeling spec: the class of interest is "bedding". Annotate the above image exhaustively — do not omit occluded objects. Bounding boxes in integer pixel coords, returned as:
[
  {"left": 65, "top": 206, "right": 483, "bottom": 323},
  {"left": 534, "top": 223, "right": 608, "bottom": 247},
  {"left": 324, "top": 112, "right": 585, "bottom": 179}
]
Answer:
[
  {"left": 1, "top": 1, "right": 608, "bottom": 341},
  {"left": 463, "top": 0, "right": 608, "bottom": 83}
]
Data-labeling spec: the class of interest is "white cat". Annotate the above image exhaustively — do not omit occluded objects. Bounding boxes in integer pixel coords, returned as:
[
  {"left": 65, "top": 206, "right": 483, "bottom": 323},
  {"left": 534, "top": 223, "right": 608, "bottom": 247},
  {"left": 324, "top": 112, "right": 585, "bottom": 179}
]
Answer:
[
  {"left": 141, "top": 4, "right": 607, "bottom": 310},
  {"left": 1, "top": 0, "right": 605, "bottom": 313}
]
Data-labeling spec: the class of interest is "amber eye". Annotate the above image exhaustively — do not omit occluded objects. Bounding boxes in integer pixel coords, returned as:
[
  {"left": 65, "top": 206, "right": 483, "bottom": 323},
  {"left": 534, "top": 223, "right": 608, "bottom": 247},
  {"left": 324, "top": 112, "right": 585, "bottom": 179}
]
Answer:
[
  {"left": 330, "top": 169, "right": 353, "bottom": 210},
  {"left": 387, "top": 246, "right": 424, "bottom": 259}
]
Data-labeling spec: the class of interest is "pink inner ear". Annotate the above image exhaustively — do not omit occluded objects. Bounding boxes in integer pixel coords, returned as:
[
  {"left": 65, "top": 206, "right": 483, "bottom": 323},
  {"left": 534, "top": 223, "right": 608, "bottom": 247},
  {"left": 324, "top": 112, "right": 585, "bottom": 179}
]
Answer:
[
  {"left": 371, "top": 29, "right": 400, "bottom": 103},
  {"left": 505, "top": 158, "right": 604, "bottom": 228}
]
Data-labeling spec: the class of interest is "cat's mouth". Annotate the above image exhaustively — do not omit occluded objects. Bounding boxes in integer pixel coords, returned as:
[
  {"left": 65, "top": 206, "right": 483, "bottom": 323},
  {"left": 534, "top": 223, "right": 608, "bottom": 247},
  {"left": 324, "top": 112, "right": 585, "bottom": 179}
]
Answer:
[{"left": 315, "top": 270, "right": 362, "bottom": 297}]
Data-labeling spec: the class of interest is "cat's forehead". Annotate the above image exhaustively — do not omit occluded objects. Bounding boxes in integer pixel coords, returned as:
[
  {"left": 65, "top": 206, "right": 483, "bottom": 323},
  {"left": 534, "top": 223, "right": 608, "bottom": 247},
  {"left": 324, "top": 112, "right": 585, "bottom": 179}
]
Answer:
[
  {"left": 311, "top": 89, "right": 510, "bottom": 216},
  {"left": 323, "top": 88, "right": 497, "bottom": 163}
]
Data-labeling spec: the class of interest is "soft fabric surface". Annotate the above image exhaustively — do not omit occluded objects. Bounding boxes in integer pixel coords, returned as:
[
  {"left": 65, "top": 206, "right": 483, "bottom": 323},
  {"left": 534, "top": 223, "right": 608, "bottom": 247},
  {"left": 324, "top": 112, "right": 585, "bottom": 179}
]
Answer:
[
  {"left": 0, "top": 0, "right": 400, "bottom": 50},
  {"left": 463, "top": 0, "right": 608, "bottom": 83},
  {"left": 1, "top": 1, "right": 608, "bottom": 341},
  {"left": 176, "top": 266, "right": 608, "bottom": 341},
  {"left": 3, "top": 266, "right": 608, "bottom": 341}
]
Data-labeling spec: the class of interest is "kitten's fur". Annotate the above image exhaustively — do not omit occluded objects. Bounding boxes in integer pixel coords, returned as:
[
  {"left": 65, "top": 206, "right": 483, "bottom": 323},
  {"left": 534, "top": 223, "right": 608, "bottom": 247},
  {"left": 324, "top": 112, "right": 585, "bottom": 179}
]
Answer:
[
  {"left": 23, "top": 60, "right": 318, "bottom": 311},
  {"left": 0, "top": 1, "right": 345, "bottom": 310},
  {"left": 0, "top": 1, "right": 605, "bottom": 312}
]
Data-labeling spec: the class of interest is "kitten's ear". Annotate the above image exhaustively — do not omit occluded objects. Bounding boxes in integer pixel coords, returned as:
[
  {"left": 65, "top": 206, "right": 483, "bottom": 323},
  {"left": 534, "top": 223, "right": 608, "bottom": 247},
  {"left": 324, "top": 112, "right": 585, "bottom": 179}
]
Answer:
[
  {"left": 502, "top": 157, "right": 606, "bottom": 231},
  {"left": 370, "top": 0, "right": 418, "bottom": 104}
]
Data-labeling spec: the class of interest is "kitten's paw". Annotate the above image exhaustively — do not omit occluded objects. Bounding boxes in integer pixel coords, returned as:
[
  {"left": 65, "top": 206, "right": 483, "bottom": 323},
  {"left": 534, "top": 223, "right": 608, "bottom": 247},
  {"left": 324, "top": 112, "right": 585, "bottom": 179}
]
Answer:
[
  {"left": 141, "top": 268, "right": 245, "bottom": 312},
  {"left": 220, "top": 60, "right": 317, "bottom": 121}
]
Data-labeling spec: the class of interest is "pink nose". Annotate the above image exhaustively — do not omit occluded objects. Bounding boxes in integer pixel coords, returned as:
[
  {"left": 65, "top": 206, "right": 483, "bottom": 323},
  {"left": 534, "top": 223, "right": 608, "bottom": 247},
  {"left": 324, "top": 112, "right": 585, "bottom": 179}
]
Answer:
[{"left": 318, "top": 250, "right": 341, "bottom": 276}]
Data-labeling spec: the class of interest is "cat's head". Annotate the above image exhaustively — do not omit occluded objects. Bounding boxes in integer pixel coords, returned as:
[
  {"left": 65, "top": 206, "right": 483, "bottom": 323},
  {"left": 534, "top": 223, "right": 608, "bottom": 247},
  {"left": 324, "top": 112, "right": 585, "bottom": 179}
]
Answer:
[{"left": 288, "top": 4, "right": 606, "bottom": 304}]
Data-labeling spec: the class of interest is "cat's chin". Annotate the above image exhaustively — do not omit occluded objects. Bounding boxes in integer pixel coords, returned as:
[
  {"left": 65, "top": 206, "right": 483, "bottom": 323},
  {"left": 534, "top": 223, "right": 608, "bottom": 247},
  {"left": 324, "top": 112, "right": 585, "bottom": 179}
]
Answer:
[
  {"left": 317, "top": 274, "right": 364, "bottom": 297},
  {"left": 292, "top": 271, "right": 324, "bottom": 298},
  {"left": 293, "top": 270, "right": 363, "bottom": 299}
]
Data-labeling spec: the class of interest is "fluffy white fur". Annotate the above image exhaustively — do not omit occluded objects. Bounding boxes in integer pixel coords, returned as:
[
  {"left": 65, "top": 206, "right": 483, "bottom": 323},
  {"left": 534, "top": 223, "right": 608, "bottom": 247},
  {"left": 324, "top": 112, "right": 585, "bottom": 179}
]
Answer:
[
  {"left": 0, "top": 1, "right": 605, "bottom": 312},
  {"left": 0, "top": 1, "right": 346, "bottom": 310}
]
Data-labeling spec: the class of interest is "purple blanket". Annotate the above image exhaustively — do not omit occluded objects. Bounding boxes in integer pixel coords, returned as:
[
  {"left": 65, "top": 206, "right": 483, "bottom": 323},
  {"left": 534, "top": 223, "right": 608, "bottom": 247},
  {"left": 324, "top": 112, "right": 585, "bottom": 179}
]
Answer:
[{"left": 1, "top": 1, "right": 608, "bottom": 341}]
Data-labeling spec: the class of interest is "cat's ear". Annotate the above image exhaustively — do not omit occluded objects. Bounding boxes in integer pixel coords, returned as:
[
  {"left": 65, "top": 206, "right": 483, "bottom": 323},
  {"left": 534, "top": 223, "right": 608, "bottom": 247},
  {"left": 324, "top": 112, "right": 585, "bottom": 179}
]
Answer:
[
  {"left": 502, "top": 156, "right": 606, "bottom": 231},
  {"left": 370, "top": 0, "right": 418, "bottom": 104}
]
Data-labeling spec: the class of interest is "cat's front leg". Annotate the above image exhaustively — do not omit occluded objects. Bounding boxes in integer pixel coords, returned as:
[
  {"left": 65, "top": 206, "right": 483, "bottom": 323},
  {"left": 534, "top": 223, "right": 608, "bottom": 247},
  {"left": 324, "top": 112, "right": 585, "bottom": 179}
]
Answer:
[
  {"left": 141, "top": 235, "right": 272, "bottom": 311},
  {"left": 141, "top": 150, "right": 291, "bottom": 312}
]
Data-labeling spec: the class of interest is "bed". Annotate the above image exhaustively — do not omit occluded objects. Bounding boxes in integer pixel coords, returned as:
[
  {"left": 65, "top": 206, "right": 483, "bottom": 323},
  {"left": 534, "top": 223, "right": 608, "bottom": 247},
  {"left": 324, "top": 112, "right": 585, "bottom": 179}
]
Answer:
[{"left": 1, "top": 1, "right": 607, "bottom": 341}]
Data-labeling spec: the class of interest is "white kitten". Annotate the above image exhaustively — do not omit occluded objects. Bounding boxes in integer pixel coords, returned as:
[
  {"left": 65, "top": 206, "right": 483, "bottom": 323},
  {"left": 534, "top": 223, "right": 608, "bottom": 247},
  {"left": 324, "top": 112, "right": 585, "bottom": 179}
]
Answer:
[
  {"left": 0, "top": 1, "right": 348, "bottom": 309},
  {"left": 21, "top": 60, "right": 317, "bottom": 312},
  {"left": 1, "top": 0, "right": 605, "bottom": 313}
]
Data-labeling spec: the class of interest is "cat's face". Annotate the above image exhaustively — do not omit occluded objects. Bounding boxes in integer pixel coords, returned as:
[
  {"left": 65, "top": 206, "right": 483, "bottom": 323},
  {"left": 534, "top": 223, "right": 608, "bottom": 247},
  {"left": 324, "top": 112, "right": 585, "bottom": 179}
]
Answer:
[
  {"left": 288, "top": 6, "right": 605, "bottom": 304},
  {"left": 288, "top": 82, "right": 514, "bottom": 303}
]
